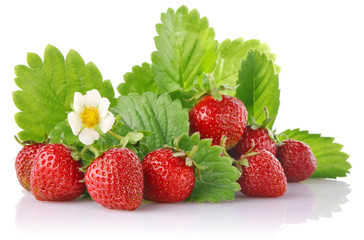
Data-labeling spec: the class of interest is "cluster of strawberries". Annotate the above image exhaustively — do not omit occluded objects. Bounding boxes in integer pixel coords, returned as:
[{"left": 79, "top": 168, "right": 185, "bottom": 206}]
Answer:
[
  {"left": 15, "top": 93, "right": 317, "bottom": 210},
  {"left": 190, "top": 94, "right": 317, "bottom": 198},
  {"left": 15, "top": 143, "right": 195, "bottom": 210}
]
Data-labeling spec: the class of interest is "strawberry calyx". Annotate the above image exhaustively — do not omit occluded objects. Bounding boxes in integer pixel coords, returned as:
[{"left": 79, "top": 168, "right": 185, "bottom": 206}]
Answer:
[
  {"left": 163, "top": 137, "right": 208, "bottom": 182},
  {"left": 233, "top": 144, "right": 259, "bottom": 173},
  {"left": 219, "top": 135, "right": 252, "bottom": 173},
  {"left": 187, "top": 73, "right": 236, "bottom": 104},
  {"left": 249, "top": 107, "right": 284, "bottom": 146},
  {"left": 75, "top": 130, "right": 152, "bottom": 172}
]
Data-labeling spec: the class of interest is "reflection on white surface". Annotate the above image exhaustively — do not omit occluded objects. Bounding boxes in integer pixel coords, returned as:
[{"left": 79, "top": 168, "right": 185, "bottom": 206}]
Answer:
[{"left": 14, "top": 179, "right": 351, "bottom": 239}]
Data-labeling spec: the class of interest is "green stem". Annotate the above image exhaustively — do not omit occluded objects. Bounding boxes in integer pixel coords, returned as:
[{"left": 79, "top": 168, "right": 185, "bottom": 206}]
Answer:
[
  {"left": 107, "top": 130, "right": 124, "bottom": 141},
  {"left": 80, "top": 146, "right": 88, "bottom": 155},
  {"left": 14, "top": 135, "right": 26, "bottom": 146},
  {"left": 87, "top": 145, "right": 100, "bottom": 157}
]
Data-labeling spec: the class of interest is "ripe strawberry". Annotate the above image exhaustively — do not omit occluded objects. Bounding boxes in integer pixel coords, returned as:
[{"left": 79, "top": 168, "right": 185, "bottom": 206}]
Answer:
[
  {"left": 31, "top": 144, "right": 85, "bottom": 201},
  {"left": 15, "top": 143, "right": 45, "bottom": 191},
  {"left": 277, "top": 139, "right": 317, "bottom": 182},
  {"left": 189, "top": 94, "right": 248, "bottom": 150},
  {"left": 85, "top": 148, "right": 144, "bottom": 210},
  {"left": 229, "top": 126, "right": 277, "bottom": 159},
  {"left": 237, "top": 150, "right": 287, "bottom": 198},
  {"left": 143, "top": 148, "right": 195, "bottom": 203}
]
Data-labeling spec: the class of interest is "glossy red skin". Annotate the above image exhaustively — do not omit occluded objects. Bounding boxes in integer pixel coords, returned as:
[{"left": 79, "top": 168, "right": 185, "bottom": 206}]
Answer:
[
  {"left": 238, "top": 150, "right": 287, "bottom": 198},
  {"left": 277, "top": 139, "right": 317, "bottom": 182},
  {"left": 229, "top": 126, "right": 277, "bottom": 159},
  {"left": 189, "top": 95, "right": 248, "bottom": 150},
  {"left": 85, "top": 148, "right": 143, "bottom": 210},
  {"left": 15, "top": 143, "right": 45, "bottom": 191},
  {"left": 31, "top": 144, "right": 85, "bottom": 201},
  {"left": 143, "top": 149, "right": 195, "bottom": 203}
]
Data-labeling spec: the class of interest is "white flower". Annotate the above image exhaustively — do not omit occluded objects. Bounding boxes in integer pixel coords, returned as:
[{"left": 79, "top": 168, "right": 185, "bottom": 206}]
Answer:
[{"left": 67, "top": 89, "right": 115, "bottom": 145}]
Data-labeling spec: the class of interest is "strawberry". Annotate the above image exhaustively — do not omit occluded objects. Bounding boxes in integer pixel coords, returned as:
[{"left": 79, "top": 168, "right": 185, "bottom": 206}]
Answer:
[
  {"left": 229, "top": 107, "right": 278, "bottom": 158},
  {"left": 237, "top": 150, "right": 287, "bottom": 198},
  {"left": 15, "top": 143, "right": 45, "bottom": 191},
  {"left": 277, "top": 139, "right": 317, "bottom": 182},
  {"left": 31, "top": 144, "right": 85, "bottom": 201},
  {"left": 189, "top": 94, "right": 248, "bottom": 150},
  {"left": 85, "top": 148, "right": 144, "bottom": 210},
  {"left": 229, "top": 126, "right": 277, "bottom": 159},
  {"left": 143, "top": 148, "right": 195, "bottom": 203}
]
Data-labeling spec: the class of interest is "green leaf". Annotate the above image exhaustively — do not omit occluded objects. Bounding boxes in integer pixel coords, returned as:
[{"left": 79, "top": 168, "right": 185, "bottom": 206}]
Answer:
[
  {"left": 280, "top": 129, "right": 351, "bottom": 178},
  {"left": 214, "top": 38, "right": 280, "bottom": 96},
  {"left": 235, "top": 49, "right": 280, "bottom": 128},
  {"left": 117, "top": 62, "right": 164, "bottom": 96},
  {"left": 175, "top": 133, "right": 241, "bottom": 203},
  {"left": 13, "top": 45, "right": 116, "bottom": 142},
  {"left": 27, "top": 52, "right": 43, "bottom": 69},
  {"left": 48, "top": 120, "right": 78, "bottom": 145},
  {"left": 111, "top": 92, "right": 189, "bottom": 152},
  {"left": 151, "top": 5, "right": 218, "bottom": 92}
]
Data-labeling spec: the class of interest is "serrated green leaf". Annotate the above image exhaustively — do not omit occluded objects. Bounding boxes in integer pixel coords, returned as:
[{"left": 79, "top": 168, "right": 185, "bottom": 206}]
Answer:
[
  {"left": 111, "top": 92, "right": 189, "bottom": 152},
  {"left": 117, "top": 62, "right": 164, "bottom": 96},
  {"left": 280, "top": 129, "right": 351, "bottom": 178},
  {"left": 151, "top": 5, "right": 218, "bottom": 92},
  {"left": 175, "top": 133, "right": 241, "bottom": 203},
  {"left": 13, "top": 45, "right": 116, "bottom": 142},
  {"left": 214, "top": 38, "right": 280, "bottom": 96},
  {"left": 235, "top": 49, "right": 280, "bottom": 129}
]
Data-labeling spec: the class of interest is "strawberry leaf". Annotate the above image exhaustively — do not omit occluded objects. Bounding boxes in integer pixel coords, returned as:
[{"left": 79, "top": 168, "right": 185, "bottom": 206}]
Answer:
[
  {"left": 175, "top": 133, "right": 241, "bottom": 203},
  {"left": 280, "top": 129, "right": 351, "bottom": 178},
  {"left": 111, "top": 92, "right": 189, "bottom": 154},
  {"left": 152, "top": 5, "right": 218, "bottom": 92},
  {"left": 117, "top": 62, "right": 164, "bottom": 96},
  {"left": 235, "top": 49, "right": 280, "bottom": 129},
  {"left": 13, "top": 45, "right": 116, "bottom": 142},
  {"left": 48, "top": 120, "right": 78, "bottom": 145},
  {"left": 214, "top": 38, "right": 280, "bottom": 96}
]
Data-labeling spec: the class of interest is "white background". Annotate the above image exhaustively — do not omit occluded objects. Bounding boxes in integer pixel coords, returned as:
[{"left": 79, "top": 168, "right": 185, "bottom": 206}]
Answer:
[{"left": 1, "top": 0, "right": 363, "bottom": 239}]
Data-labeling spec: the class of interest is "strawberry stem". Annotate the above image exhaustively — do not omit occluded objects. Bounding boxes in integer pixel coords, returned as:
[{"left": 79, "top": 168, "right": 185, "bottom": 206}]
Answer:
[
  {"left": 107, "top": 130, "right": 124, "bottom": 141},
  {"left": 86, "top": 145, "right": 100, "bottom": 158},
  {"left": 220, "top": 136, "right": 232, "bottom": 158}
]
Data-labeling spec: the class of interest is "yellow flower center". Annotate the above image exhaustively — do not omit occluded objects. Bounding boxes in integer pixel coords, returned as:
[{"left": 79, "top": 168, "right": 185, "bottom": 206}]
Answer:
[{"left": 81, "top": 106, "right": 99, "bottom": 128}]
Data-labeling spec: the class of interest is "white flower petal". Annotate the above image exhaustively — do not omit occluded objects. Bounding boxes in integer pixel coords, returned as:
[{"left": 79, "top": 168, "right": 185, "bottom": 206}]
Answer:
[
  {"left": 73, "top": 92, "right": 85, "bottom": 114},
  {"left": 84, "top": 89, "right": 102, "bottom": 107},
  {"left": 79, "top": 128, "right": 100, "bottom": 145},
  {"left": 67, "top": 112, "right": 83, "bottom": 135},
  {"left": 99, "top": 111, "right": 115, "bottom": 133},
  {"left": 98, "top": 97, "right": 110, "bottom": 118}
]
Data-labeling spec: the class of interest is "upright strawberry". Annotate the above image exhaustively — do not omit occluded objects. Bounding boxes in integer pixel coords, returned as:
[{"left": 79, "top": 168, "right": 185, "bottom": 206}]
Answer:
[
  {"left": 143, "top": 148, "right": 195, "bottom": 203},
  {"left": 31, "top": 144, "right": 85, "bottom": 201},
  {"left": 15, "top": 143, "right": 45, "bottom": 191},
  {"left": 237, "top": 150, "right": 287, "bottom": 198},
  {"left": 85, "top": 148, "right": 144, "bottom": 210},
  {"left": 277, "top": 139, "right": 317, "bottom": 182},
  {"left": 189, "top": 94, "right": 247, "bottom": 149},
  {"left": 188, "top": 74, "right": 248, "bottom": 150}
]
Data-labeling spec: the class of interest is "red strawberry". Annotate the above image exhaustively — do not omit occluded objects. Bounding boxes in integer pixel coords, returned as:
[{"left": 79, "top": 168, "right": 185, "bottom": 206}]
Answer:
[
  {"left": 237, "top": 150, "right": 287, "bottom": 198},
  {"left": 189, "top": 94, "right": 248, "bottom": 149},
  {"left": 31, "top": 144, "right": 85, "bottom": 201},
  {"left": 143, "top": 148, "right": 195, "bottom": 203},
  {"left": 85, "top": 148, "right": 144, "bottom": 210},
  {"left": 277, "top": 139, "right": 317, "bottom": 182},
  {"left": 15, "top": 143, "right": 45, "bottom": 191},
  {"left": 229, "top": 126, "right": 277, "bottom": 159}
]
